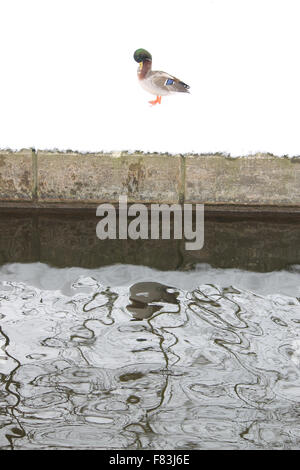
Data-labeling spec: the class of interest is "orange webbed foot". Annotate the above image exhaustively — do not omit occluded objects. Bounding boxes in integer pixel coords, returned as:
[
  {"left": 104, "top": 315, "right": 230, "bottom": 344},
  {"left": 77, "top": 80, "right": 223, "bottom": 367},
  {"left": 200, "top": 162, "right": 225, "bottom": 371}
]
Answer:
[{"left": 149, "top": 95, "right": 162, "bottom": 106}]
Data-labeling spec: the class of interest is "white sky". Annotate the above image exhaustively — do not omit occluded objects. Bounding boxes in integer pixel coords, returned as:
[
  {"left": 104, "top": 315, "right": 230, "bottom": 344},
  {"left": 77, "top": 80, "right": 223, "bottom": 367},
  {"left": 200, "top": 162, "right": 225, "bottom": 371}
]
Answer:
[{"left": 0, "top": 0, "right": 299, "bottom": 156}]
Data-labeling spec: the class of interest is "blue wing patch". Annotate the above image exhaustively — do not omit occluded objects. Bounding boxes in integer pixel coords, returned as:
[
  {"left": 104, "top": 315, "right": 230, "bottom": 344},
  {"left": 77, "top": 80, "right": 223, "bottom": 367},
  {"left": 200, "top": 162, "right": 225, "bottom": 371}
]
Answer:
[{"left": 165, "top": 78, "right": 174, "bottom": 86}]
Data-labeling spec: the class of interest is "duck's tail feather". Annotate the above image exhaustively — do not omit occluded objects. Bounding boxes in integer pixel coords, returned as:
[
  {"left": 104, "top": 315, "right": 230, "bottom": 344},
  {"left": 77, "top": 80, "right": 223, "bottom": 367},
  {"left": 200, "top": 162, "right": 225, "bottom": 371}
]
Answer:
[{"left": 177, "top": 80, "right": 190, "bottom": 93}]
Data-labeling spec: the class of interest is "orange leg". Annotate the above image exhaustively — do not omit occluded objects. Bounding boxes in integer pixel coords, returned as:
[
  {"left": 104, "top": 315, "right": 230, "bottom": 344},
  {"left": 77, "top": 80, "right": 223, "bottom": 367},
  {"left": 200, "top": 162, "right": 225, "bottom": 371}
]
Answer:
[{"left": 149, "top": 95, "right": 162, "bottom": 105}]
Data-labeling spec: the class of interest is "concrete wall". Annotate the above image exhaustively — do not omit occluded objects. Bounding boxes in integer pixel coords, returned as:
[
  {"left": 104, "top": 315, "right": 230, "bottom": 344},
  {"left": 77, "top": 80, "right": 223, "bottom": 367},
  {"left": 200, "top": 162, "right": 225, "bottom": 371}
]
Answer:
[
  {"left": 1, "top": 210, "right": 299, "bottom": 271},
  {"left": 0, "top": 149, "right": 300, "bottom": 210}
]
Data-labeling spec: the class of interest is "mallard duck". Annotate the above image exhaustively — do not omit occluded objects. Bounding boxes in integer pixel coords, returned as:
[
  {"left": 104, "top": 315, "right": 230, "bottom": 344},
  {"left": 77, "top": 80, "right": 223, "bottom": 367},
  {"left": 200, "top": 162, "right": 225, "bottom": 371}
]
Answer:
[{"left": 133, "top": 48, "right": 190, "bottom": 105}]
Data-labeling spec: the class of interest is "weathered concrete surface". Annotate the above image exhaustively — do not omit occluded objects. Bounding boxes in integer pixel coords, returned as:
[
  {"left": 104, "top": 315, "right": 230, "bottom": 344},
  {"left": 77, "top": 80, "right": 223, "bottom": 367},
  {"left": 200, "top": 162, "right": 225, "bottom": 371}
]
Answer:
[
  {"left": 0, "top": 213, "right": 36, "bottom": 264},
  {"left": 0, "top": 149, "right": 34, "bottom": 201},
  {"left": 37, "top": 151, "right": 182, "bottom": 203},
  {"left": 1, "top": 210, "right": 300, "bottom": 271},
  {"left": 0, "top": 150, "right": 300, "bottom": 208},
  {"left": 185, "top": 153, "right": 300, "bottom": 205},
  {"left": 37, "top": 214, "right": 181, "bottom": 270},
  {"left": 181, "top": 214, "right": 300, "bottom": 271}
]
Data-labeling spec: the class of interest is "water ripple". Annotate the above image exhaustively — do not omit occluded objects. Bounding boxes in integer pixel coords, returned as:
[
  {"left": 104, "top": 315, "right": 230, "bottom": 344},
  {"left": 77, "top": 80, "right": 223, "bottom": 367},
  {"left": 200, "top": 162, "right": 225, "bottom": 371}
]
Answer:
[{"left": 1, "top": 271, "right": 300, "bottom": 449}]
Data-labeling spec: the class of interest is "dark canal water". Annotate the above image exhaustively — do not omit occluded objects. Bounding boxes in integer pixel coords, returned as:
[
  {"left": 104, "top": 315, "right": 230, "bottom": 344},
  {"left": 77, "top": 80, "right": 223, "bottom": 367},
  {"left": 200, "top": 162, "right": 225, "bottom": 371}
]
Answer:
[{"left": 0, "top": 210, "right": 300, "bottom": 449}]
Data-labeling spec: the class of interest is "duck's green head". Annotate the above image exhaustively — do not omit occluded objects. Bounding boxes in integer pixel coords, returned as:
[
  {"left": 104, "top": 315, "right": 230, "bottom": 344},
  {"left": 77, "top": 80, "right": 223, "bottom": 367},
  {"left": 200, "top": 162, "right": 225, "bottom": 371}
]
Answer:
[{"left": 134, "top": 49, "right": 152, "bottom": 68}]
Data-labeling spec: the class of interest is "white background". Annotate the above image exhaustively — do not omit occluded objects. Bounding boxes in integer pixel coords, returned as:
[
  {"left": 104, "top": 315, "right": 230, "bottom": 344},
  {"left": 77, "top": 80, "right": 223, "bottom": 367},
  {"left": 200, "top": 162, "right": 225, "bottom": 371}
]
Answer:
[{"left": 0, "top": 0, "right": 299, "bottom": 155}]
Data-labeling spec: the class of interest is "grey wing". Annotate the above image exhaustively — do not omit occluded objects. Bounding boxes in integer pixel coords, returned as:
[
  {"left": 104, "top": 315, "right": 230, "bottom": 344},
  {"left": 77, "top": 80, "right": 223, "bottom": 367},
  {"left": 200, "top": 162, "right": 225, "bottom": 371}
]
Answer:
[{"left": 151, "top": 71, "right": 190, "bottom": 94}]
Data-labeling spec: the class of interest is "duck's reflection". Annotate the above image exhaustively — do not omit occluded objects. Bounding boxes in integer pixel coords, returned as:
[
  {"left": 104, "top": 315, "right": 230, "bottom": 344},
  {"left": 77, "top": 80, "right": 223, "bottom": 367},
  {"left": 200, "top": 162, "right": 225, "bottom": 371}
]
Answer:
[{"left": 127, "top": 282, "right": 179, "bottom": 320}]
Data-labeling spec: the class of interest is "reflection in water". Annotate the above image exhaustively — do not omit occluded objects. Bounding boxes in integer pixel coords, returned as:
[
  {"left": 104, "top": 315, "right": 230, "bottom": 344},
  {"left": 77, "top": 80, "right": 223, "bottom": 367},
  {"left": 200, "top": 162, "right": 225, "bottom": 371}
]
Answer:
[
  {"left": 127, "top": 282, "right": 179, "bottom": 320},
  {"left": 1, "top": 267, "right": 300, "bottom": 449}
]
